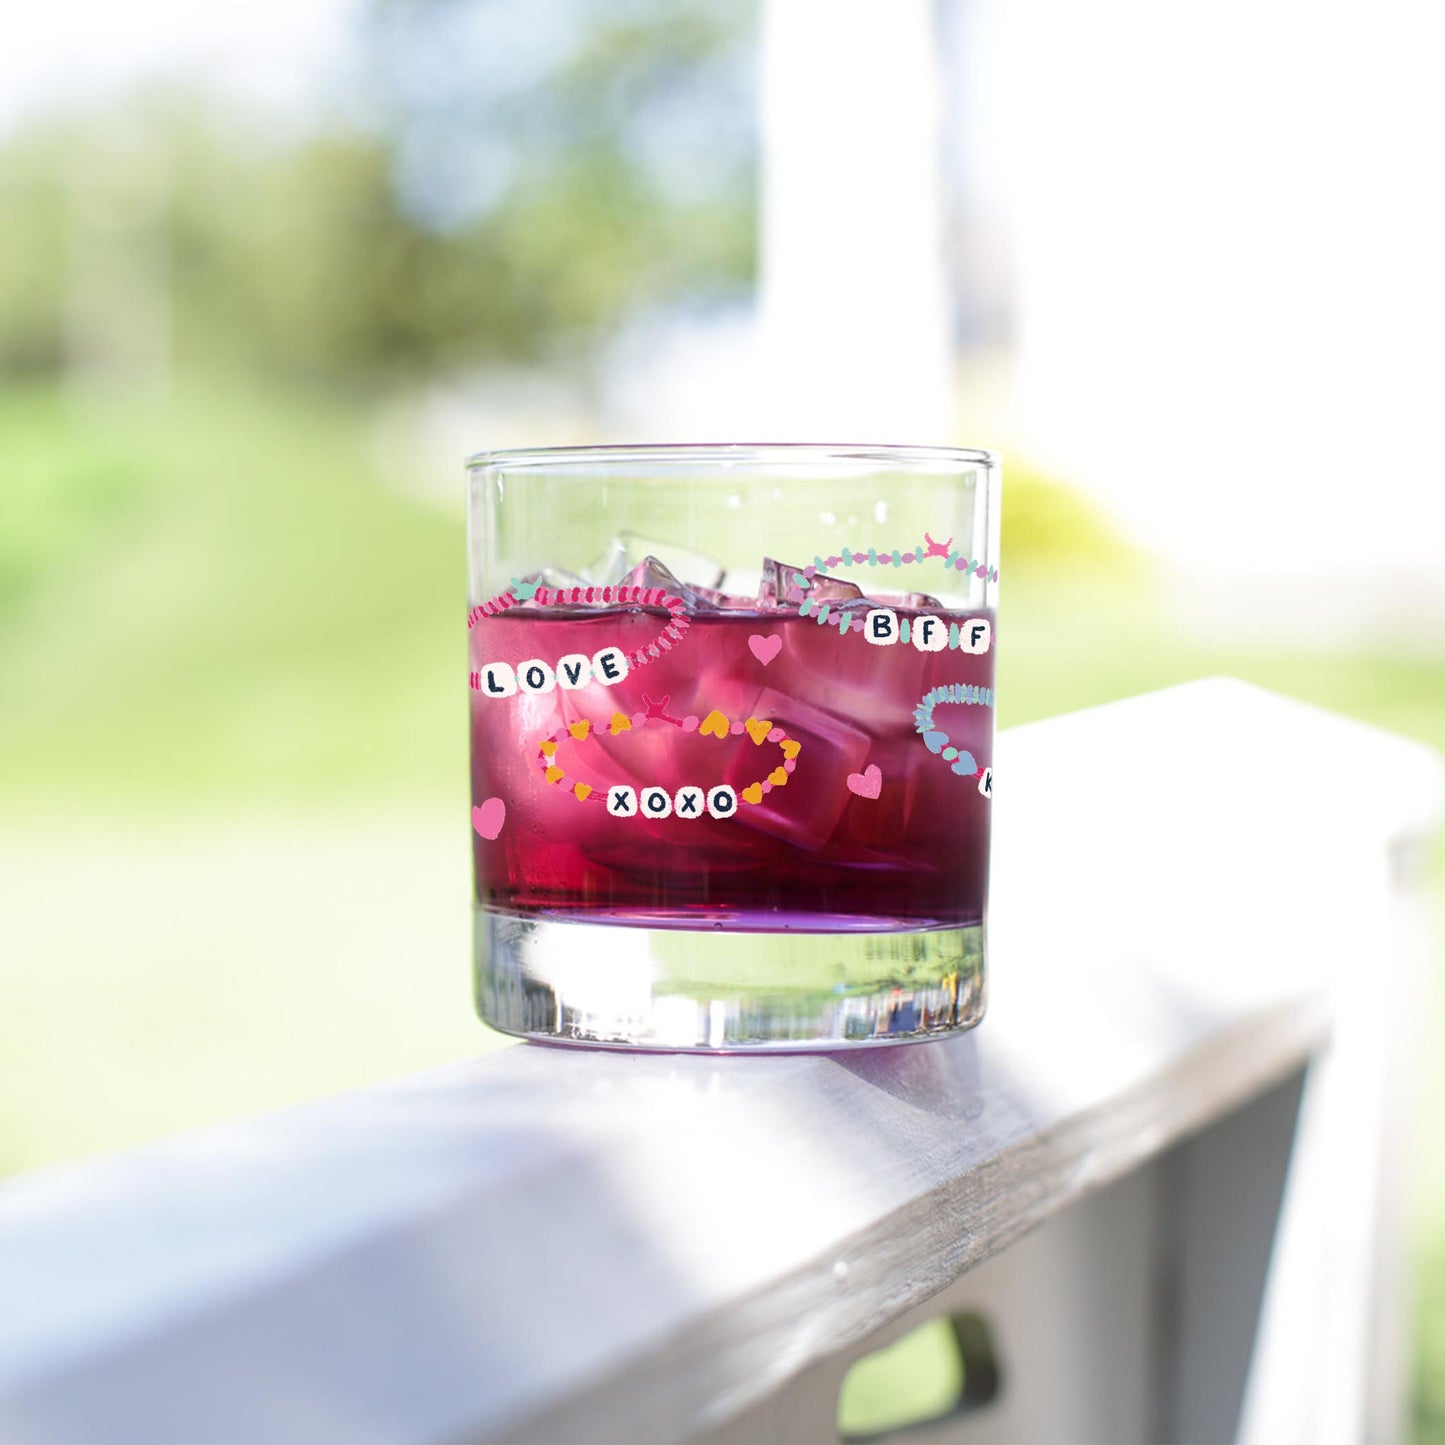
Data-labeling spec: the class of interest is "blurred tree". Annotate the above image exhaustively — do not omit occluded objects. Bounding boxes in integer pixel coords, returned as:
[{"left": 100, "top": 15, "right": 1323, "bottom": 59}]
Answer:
[
  {"left": 1001, "top": 461, "right": 1144, "bottom": 579},
  {"left": 0, "top": 133, "right": 67, "bottom": 377},
  {"left": 0, "top": 0, "right": 756, "bottom": 392}
]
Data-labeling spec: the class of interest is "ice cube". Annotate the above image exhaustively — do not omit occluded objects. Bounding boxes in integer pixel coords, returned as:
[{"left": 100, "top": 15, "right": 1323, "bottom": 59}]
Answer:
[
  {"left": 722, "top": 685, "right": 873, "bottom": 851},
  {"left": 804, "top": 575, "right": 871, "bottom": 607},
  {"left": 616, "top": 556, "right": 719, "bottom": 610},
  {"left": 561, "top": 705, "right": 775, "bottom": 877},
  {"left": 869, "top": 590, "right": 946, "bottom": 610},
  {"left": 513, "top": 563, "right": 592, "bottom": 596},
  {"left": 689, "top": 584, "right": 767, "bottom": 611},
  {"left": 756, "top": 558, "right": 813, "bottom": 608},
  {"left": 758, "top": 558, "right": 874, "bottom": 610},
  {"left": 583, "top": 539, "right": 629, "bottom": 586},
  {"left": 586, "top": 532, "right": 725, "bottom": 590},
  {"left": 521, "top": 556, "right": 722, "bottom": 611}
]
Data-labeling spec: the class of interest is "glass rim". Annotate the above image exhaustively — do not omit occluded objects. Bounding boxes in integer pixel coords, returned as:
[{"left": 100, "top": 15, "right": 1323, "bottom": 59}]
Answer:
[{"left": 467, "top": 441, "right": 998, "bottom": 471}]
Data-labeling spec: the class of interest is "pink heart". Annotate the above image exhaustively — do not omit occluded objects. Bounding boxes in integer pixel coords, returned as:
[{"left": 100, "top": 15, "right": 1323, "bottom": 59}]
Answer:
[
  {"left": 748, "top": 633, "right": 782, "bottom": 666},
  {"left": 847, "top": 764, "right": 882, "bottom": 800},
  {"left": 472, "top": 798, "right": 506, "bottom": 840}
]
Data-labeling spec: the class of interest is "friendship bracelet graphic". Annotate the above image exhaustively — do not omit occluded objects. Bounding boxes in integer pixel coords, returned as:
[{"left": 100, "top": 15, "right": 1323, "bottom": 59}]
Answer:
[
  {"left": 468, "top": 581, "right": 691, "bottom": 695},
  {"left": 792, "top": 588, "right": 993, "bottom": 654},
  {"left": 786, "top": 533, "right": 994, "bottom": 646},
  {"left": 914, "top": 683, "right": 995, "bottom": 794},
  {"left": 811, "top": 533, "right": 998, "bottom": 583},
  {"left": 532, "top": 693, "right": 802, "bottom": 817}
]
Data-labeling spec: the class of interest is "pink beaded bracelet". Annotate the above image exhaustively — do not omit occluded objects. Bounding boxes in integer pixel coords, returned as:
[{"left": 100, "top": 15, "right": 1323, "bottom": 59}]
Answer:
[{"left": 468, "top": 580, "right": 692, "bottom": 694}]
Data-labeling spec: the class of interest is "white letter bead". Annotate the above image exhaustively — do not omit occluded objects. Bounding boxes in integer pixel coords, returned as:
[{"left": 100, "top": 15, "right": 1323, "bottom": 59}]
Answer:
[
  {"left": 911, "top": 614, "right": 947, "bottom": 652},
  {"left": 865, "top": 609, "right": 899, "bottom": 645},
  {"left": 517, "top": 659, "right": 556, "bottom": 694},
  {"left": 673, "top": 785, "right": 705, "bottom": 819},
  {"left": 555, "top": 654, "right": 592, "bottom": 690},
  {"left": 607, "top": 786, "right": 637, "bottom": 816},
  {"left": 707, "top": 785, "right": 737, "bottom": 820},
  {"left": 962, "top": 618, "right": 992, "bottom": 654},
  {"left": 591, "top": 646, "right": 630, "bottom": 685},
  {"left": 479, "top": 662, "right": 518, "bottom": 697},
  {"left": 640, "top": 785, "right": 672, "bottom": 818},
  {"left": 978, "top": 767, "right": 993, "bottom": 797}
]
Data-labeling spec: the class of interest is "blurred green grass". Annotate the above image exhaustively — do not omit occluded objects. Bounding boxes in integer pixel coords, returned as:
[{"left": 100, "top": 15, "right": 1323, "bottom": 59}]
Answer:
[
  {"left": 0, "top": 377, "right": 461, "bottom": 808},
  {"left": 1, "top": 380, "right": 1443, "bottom": 1437},
  {"left": 837, "top": 1316, "right": 964, "bottom": 1437}
]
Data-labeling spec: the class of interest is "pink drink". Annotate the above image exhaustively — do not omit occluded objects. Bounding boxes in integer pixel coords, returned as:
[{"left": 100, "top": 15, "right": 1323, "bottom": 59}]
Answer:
[
  {"left": 468, "top": 446, "right": 999, "bottom": 1048},
  {"left": 469, "top": 603, "right": 995, "bottom": 932}
]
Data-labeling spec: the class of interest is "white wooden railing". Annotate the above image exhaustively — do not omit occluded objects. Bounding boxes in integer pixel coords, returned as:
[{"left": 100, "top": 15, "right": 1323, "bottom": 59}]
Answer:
[{"left": 0, "top": 680, "right": 1438, "bottom": 1444}]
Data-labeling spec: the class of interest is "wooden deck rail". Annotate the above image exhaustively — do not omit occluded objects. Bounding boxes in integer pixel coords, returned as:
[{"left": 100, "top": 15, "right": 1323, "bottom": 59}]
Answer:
[{"left": 0, "top": 680, "right": 1438, "bottom": 1444}]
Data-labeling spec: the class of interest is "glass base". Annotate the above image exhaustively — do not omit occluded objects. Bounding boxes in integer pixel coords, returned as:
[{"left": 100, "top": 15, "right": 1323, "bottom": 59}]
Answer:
[{"left": 474, "top": 909, "right": 987, "bottom": 1052}]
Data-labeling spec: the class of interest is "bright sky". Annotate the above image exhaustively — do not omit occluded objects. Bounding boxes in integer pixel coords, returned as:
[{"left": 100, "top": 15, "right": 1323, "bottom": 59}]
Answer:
[{"left": 0, "top": 0, "right": 359, "bottom": 130}]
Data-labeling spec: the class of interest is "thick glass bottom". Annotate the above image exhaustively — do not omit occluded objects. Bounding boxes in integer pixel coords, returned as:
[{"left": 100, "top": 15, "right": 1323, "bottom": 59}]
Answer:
[{"left": 474, "top": 909, "right": 987, "bottom": 1051}]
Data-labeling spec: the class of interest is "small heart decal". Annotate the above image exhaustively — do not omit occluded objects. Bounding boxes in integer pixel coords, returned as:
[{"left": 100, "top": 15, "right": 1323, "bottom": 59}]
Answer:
[
  {"left": 922, "top": 730, "right": 948, "bottom": 755},
  {"left": 569, "top": 720, "right": 591, "bottom": 741},
  {"left": 768, "top": 766, "right": 788, "bottom": 786},
  {"left": 699, "top": 709, "right": 730, "bottom": 739},
  {"left": 745, "top": 717, "right": 772, "bottom": 746},
  {"left": 472, "top": 798, "right": 506, "bottom": 840},
  {"left": 609, "top": 712, "right": 632, "bottom": 735},
  {"left": 748, "top": 634, "right": 782, "bottom": 666},
  {"left": 951, "top": 751, "right": 978, "bottom": 776},
  {"left": 573, "top": 782, "right": 593, "bottom": 801},
  {"left": 780, "top": 739, "right": 801, "bottom": 761},
  {"left": 741, "top": 782, "right": 764, "bottom": 804},
  {"left": 545, "top": 765, "right": 564, "bottom": 784},
  {"left": 847, "top": 764, "right": 883, "bottom": 800}
]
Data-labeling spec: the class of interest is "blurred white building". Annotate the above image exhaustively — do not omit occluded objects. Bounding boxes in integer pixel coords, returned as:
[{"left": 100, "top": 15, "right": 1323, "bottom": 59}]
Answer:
[
  {"left": 610, "top": 0, "right": 1445, "bottom": 644},
  {"left": 971, "top": 0, "right": 1445, "bottom": 641}
]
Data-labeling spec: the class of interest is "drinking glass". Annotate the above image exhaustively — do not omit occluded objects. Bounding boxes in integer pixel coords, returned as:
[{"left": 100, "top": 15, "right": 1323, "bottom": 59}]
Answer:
[{"left": 467, "top": 444, "right": 999, "bottom": 1050}]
